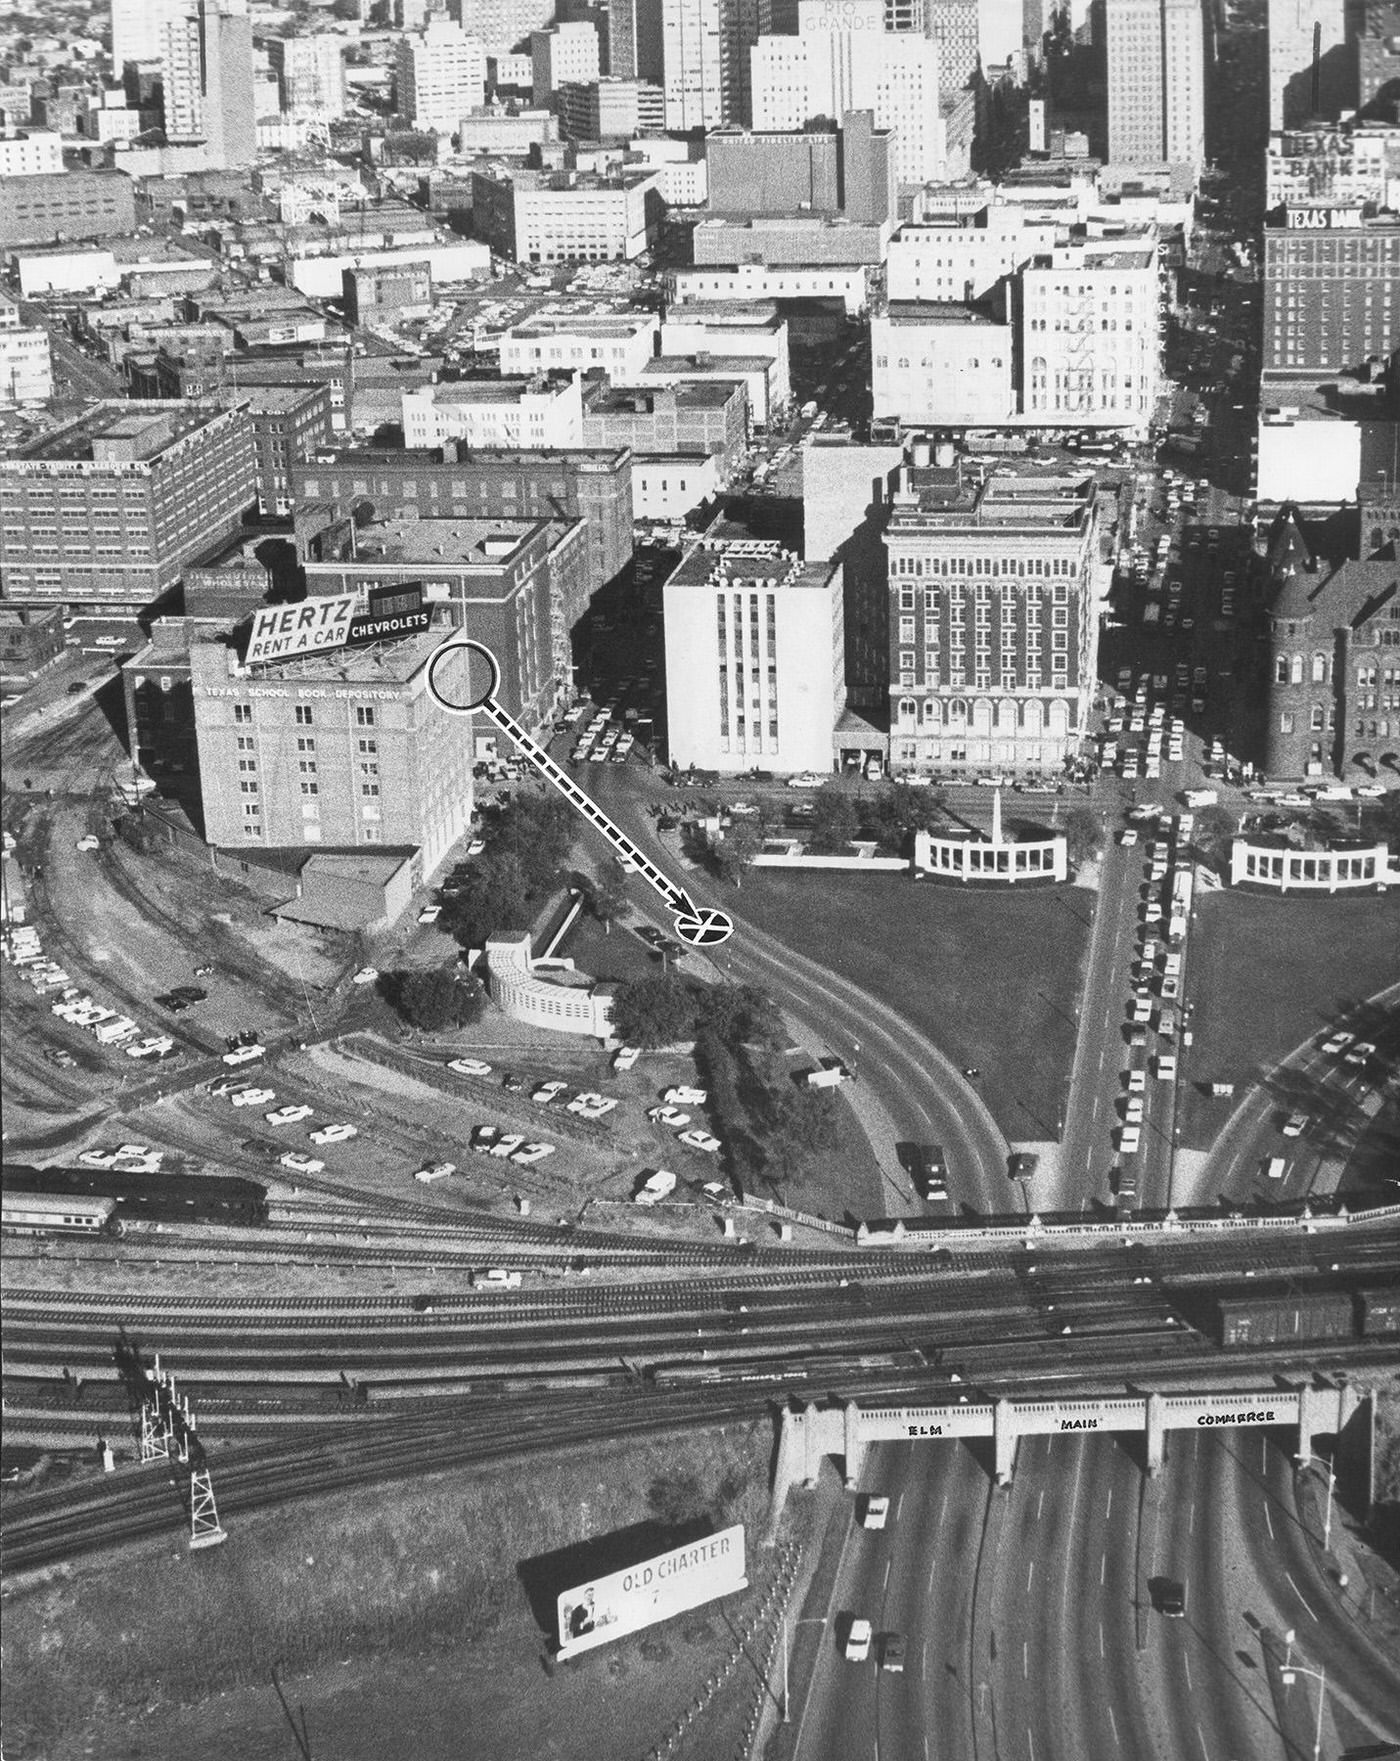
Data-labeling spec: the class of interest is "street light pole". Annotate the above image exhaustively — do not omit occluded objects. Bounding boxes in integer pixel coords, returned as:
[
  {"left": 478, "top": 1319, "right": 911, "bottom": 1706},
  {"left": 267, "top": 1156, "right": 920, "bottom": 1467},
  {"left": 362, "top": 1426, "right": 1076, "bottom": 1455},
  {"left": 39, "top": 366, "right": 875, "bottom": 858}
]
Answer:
[
  {"left": 1280, "top": 1631, "right": 1328, "bottom": 1761},
  {"left": 1295, "top": 1452, "right": 1335, "bottom": 1549}
]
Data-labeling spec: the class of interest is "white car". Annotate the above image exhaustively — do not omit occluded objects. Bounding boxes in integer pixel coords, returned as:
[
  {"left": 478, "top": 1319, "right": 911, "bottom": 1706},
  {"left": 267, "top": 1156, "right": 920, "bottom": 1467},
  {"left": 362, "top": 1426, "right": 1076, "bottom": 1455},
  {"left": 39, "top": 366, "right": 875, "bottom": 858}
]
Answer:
[
  {"left": 75, "top": 834, "right": 100, "bottom": 852},
  {"left": 1155, "top": 1055, "right": 1178, "bottom": 1080},
  {"left": 280, "top": 1151, "right": 325, "bottom": 1174},
  {"left": 448, "top": 1057, "right": 493, "bottom": 1077},
  {"left": 79, "top": 1148, "right": 120, "bottom": 1169},
  {"left": 648, "top": 1106, "right": 690, "bottom": 1126},
  {"left": 1132, "top": 995, "right": 1154, "bottom": 1024},
  {"left": 568, "top": 1092, "right": 617, "bottom": 1119},
  {"left": 418, "top": 905, "right": 442, "bottom": 924},
  {"left": 845, "top": 1618, "right": 873, "bottom": 1663},
  {"left": 230, "top": 1087, "right": 276, "bottom": 1108},
  {"left": 1124, "top": 1097, "right": 1145, "bottom": 1125},
  {"left": 532, "top": 1079, "right": 569, "bottom": 1105},
  {"left": 1319, "top": 1031, "right": 1354, "bottom": 1057},
  {"left": 113, "top": 1143, "right": 160, "bottom": 1163},
  {"left": 1282, "top": 1112, "right": 1307, "bottom": 1137},
  {"left": 1119, "top": 828, "right": 1139, "bottom": 846},
  {"left": 634, "top": 1168, "right": 677, "bottom": 1204},
  {"left": 1119, "top": 1126, "right": 1142, "bottom": 1153},
  {"left": 488, "top": 1133, "right": 527, "bottom": 1159},
  {"left": 125, "top": 1036, "right": 174, "bottom": 1059},
  {"left": 1127, "top": 1069, "right": 1147, "bottom": 1093},
  {"left": 1160, "top": 976, "right": 1181, "bottom": 1001},
  {"left": 466, "top": 838, "right": 486, "bottom": 856},
  {"left": 510, "top": 1142, "right": 556, "bottom": 1165},
  {"left": 678, "top": 1128, "right": 722, "bottom": 1154},
  {"left": 612, "top": 1045, "right": 641, "bottom": 1072},
  {"left": 415, "top": 1162, "right": 457, "bottom": 1182},
  {"left": 1343, "top": 1041, "right": 1377, "bottom": 1067},
  {"left": 861, "top": 1495, "right": 890, "bottom": 1530},
  {"left": 310, "top": 1122, "right": 358, "bottom": 1145},
  {"left": 665, "top": 1086, "right": 708, "bottom": 1106},
  {"left": 350, "top": 966, "right": 379, "bottom": 986},
  {"left": 222, "top": 1043, "right": 266, "bottom": 1066},
  {"left": 473, "top": 1267, "right": 522, "bottom": 1289},
  {"left": 266, "top": 1104, "right": 313, "bottom": 1125}
]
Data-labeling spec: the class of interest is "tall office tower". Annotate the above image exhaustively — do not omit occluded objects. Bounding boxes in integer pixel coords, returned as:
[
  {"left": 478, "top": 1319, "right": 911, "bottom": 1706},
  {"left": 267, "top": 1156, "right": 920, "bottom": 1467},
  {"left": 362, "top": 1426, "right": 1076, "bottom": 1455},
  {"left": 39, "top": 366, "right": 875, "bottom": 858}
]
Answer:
[
  {"left": 661, "top": 0, "right": 725, "bottom": 127},
  {"left": 111, "top": 0, "right": 177, "bottom": 68},
  {"left": 1106, "top": 0, "right": 1204, "bottom": 170},
  {"left": 750, "top": 0, "right": 944, "bottom": 184},
  {"left": 531, "top": 20, "right": 601, "bottom": 101},
  {"left": 1267, "top": 0, "right": 1359, "bottom": 125},
  {"left": 456, "top": 0, "right": 556, "bottom": 54},
  {"left": 267, "top": 35, "right": 347, "bottom": 119},
  {"left": 395, "top": 18, "right": 487, "bottom": 129},
  {"left": 1263, "top": 210, "right": 1400, "bottom": 371},
  {"left": 161, "top": 0, "right": 257, "bottom": 167},
  {"left": 886, "top": 0, "right": 924, "bottom": 29},
  {"left": 924, "top": 0, "right": 979, "bottom": 87}
]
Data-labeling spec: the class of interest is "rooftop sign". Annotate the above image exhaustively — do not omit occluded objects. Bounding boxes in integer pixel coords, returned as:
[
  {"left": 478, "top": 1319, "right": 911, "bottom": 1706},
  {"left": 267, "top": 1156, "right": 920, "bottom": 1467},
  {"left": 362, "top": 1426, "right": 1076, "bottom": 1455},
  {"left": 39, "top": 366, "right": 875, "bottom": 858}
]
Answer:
[
  {"left": 556, "top": 1525, "right": 747, "bottom": 1660},
  {"left": 245, "top": 595, "right": 358, "bottom": 666}
]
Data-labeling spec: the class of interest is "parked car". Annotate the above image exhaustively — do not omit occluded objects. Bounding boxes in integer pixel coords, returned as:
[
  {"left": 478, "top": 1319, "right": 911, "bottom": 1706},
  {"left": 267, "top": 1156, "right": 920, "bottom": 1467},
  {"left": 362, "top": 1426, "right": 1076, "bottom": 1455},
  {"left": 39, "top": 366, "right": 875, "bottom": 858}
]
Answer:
[
  {"left": 678, "top": 1128, "right": 721, "bottom": 1153},
  {"left": 222, "top": 1043, "right": 266, "bottom": 1066},
  {"left": 351, "top": 967, "right": 379, "bottom": 986},
  {"left": 448, "top": 1057, "right": 493, "bottom": 1077},
  {"left": 266, "top": 1104, "right": 313, "bottom": 1125},
  {"left": 415, "top": 1162, "right": 457, "bottom": 1182},
  {"left": 510, "top": 1142, "right": 556, "bottom": 1165},
  {"left": 280, "top": 1151, "right": 325, "bottom": 1174},
  {"left": 665, "top": 1086, "right": 707, "bottom": 1106},
  {"left": 230, "top": 1087, "right": 276, "bottom": 1108},
  {"left": 310, "top": 1122, "right": 358, "bottom": 1145},
  {"left": 648, "top": 1106, "right": 690, "bottom": 1126},
  {"left": 1281, "top": 1112, "right": 1308, "bottom": 1137},
  {"left": 844, "top": 1618, "right": 873, "bottom": 1663},
  {"left": 612, "top": 1045, "right": 641, "bottom": 1072}
]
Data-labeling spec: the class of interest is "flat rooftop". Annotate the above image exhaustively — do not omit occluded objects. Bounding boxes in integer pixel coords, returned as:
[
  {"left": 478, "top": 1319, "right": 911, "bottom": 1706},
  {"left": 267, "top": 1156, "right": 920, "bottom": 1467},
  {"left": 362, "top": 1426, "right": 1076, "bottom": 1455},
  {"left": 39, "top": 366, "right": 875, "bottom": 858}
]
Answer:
[
  {"left": 585, "top": 380, "right": 742, "bottom": 412},
  {"left": 643, "top": 354, "right": 770, "bottom": 374},
  {"left": 668, "top": 536, "right": 834, "bottom": 592},
  {"left": 415, "top": 376, "right": 571, "bottom": 404},
  {"left": 13, "top": 400, "right": 229, "bottom": 465},
  {"left": 350, "top": 514, "right": 561, "bottom": 567},
  {"left": 884, "top": 301, "right": 1003, "bottom": 325}
]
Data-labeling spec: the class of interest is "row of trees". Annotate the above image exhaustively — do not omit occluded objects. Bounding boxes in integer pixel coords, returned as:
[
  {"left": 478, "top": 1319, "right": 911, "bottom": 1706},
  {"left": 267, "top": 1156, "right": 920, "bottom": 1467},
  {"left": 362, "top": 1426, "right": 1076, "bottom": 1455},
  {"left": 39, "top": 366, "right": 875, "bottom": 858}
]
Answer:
[{"left": 437, "top": 793, "right": 575, "bottom": 949}]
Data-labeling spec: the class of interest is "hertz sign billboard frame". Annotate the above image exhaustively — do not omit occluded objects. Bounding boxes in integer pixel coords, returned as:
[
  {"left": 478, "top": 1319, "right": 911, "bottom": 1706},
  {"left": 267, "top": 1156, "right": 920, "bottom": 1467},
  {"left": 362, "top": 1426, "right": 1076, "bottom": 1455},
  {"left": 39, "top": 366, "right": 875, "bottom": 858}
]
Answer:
[
  {"left": 555, "top": 1525, "right": 748, "bottom": 1660},
  {"left": 244, "top": 584, "right": 432, "bottom": 667}
]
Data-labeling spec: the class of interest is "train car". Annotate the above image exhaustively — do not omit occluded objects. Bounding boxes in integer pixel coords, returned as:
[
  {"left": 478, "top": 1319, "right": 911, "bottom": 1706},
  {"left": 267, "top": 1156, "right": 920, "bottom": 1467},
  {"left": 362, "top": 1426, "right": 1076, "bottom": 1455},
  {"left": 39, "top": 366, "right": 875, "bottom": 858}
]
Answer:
[
  {"left": 2, "top": 1191, "right": 119, "bottom": 1236},
  {"left": 1213, "top": 1290, "right": 1355, "bottom": 1348},
  {"left": 1357, "top": 1288, "right": 1400, "bottom": 1338},
  {"left": 1, "top": 1163, "right": 269, "bottom": 1229}
]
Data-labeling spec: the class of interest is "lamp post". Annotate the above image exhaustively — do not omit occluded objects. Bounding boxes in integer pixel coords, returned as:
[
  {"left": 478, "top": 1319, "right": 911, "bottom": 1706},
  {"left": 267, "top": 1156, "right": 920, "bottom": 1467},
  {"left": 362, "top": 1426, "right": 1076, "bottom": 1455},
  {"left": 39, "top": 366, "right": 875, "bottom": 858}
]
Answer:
[
  {"left": 1295, "top": 1452, "right": 1336, "bottom": 1550},
  {"left": 781, "top": 1613, "right": 828, "bottom": 1724},
  {"left": 1279, "top": 1631, "right": 1328, "bottom": 1761}
]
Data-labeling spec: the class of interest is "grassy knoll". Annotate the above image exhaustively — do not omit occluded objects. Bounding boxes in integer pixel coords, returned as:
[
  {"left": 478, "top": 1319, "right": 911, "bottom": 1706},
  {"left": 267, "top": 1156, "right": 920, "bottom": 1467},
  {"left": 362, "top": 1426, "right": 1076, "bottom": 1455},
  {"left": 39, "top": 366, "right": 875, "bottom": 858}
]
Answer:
[
  {"left": 730, "top": 870, "right": 1091, "bottom": 1143},
  {"left": 4, "top": 1422, "right": 776, "bottom": 1760}
]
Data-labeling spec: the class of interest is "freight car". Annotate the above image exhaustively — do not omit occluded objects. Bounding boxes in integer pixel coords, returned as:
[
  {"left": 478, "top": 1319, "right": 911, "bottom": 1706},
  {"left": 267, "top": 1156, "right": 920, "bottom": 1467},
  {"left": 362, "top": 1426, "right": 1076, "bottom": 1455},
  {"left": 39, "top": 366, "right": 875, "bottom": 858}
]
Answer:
[
  {"left": 0, "top": 1163, "right": 269, "bottom": 1230},
  {"left": 2, "top": 1191, "right": 119, "bottom": 1236},
  {"left": 1212, "top": 1287, "right": 1400, "bottom": 1348}
]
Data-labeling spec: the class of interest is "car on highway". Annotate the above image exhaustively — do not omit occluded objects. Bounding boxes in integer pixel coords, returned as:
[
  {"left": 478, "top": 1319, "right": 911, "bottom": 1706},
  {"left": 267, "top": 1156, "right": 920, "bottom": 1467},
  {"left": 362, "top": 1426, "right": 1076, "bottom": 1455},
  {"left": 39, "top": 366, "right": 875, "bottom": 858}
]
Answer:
[
  {"left": 880, "top": 1633, "right": 906, "bottom": 1674},
  {"left": 1124, "top": 1097, "right": 1145, "bottom": 1125},
  {"left": 844, "top": 1618, "right": 873, "bottom": 1663},
  {"left": 665, "top": 1086, "right": 707, "bottom": 1106},
  {"left": 1009, "top": 1152, "right": 1039, "bottom": 1179},
  {"left": 1281, "top": 1112, "right": 1308, "bottom": 1137},
  {"left": 418, "top": 905, "right": 442, "bottom": 924},
  {"left": 678, "top": 1128, "right": 722, "bottom": 1153},
  {"left": 230, "top": 1086, "right": 276, "bottom": 1108},
  {"left": 415, "top": 1162, "right": 457, "bottom": 1182},
  {"left": 510, "top": 1141, "right": 556, "bottom": 1165},
  {"left": 280, "top": 1151, "right": 325, "bottom": 1174},
  {"left": 310, "top": 1122, "right": 358, "bottom": 1145},
  {"left": 222, "top": 1043, "right": 267, "bottom": 1066},
  {"left": 448, "top": 1057, "right": 493, "bottom": 1077},
  {"left": 648, "top": 1105, "right": 690, "bottom": 1126},
  {"left": 533, "top": 1079, "right": 569, "bottom": 1105},
  {"left": 860, "top": 1495, "right": 890, "bottom": 1529},
  {"left": 265, "top": 1104, "right": 313, "bottom": 1125},
  {"left": 350, "top": 966, "right": 379, "bottom": 986},
  {"left": 1155, "top": 1579, "right": 1186, "bottom": 1618}
]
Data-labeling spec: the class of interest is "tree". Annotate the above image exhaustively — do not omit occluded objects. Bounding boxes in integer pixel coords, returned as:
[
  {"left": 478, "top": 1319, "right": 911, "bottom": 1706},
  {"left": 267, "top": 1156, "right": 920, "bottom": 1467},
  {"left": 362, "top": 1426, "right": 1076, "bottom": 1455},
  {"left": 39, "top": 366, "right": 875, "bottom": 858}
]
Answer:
[
  {"left": 713, "top": 818, "right": 764, "bottom": 887},
  {"left": 610, "top": 973, "right": 697, "bottom": 1048},
  {"left": 1063, "top": 806, "right": 1104, "bottom": 869},
  {"left": 808, "top": 783, "right": 860, "bottom": 854},
  {"left": 869, "top": 781, "right": 947, "bottom": 849},
  {"left": 441, "top": 851, "right": 535, "bottom": 947},
  {"left": 391, "top": 966, "right": 484, "bottom": 1032},
  {"left": 489, "top": 793, "right": 574, "bottom": 893},
  {"left": 1193, "top": 804, "right": 1238, "bottom": 870},
  {"left": 587, "top": 868, "right": 629, "bottom": 934}
]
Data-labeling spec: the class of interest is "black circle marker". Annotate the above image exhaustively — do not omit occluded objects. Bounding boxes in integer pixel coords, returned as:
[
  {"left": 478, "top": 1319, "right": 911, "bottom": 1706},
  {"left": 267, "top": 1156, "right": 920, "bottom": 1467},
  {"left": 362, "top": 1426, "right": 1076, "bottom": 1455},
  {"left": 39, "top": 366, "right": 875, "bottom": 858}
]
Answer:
[{"left": 427, "top": 637, "right": 499, "bottom": 713}]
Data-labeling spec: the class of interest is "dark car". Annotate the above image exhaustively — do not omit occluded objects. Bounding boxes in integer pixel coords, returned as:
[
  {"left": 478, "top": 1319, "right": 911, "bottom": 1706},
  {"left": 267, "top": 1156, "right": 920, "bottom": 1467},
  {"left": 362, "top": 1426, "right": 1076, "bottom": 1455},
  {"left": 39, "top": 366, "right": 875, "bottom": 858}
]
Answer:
[
  {"left": 1153, "top": 1578, "right": 1186, "bottom": 1618},
  {"left": 501, "top": 1072, "right": 523, "bottom": 1093},
  {"left": 170, "top": 984, "right": 207, "bottom": 1003},
  {"left": 1009, "top": 1152, "right": 1040, "bottom": 1180},
  {"left": 158, "top": 994, "right": 192, "bottom": 1012}
]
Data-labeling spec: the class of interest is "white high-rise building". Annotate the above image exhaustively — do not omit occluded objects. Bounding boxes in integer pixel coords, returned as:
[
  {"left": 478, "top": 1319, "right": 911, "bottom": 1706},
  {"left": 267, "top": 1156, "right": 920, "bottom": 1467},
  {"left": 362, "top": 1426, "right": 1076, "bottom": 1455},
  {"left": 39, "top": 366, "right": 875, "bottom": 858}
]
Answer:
[
  {"left": 111, "top": 0, "right": 178, "bottom": 67},
  {"left": 662, "top": 0, "right": 726, "bottom": 128},
  {"left": 395, "top": 18, "right": 487, "bottom": 132},
  {"left": 268, "top": 34, "right": 347, "bottom": 120},
  {"left": 531, "top": 21, "right": 601, "bottom": 103},
  {"left": 1020, "top": 237, "right": 1161, "bottom": 428},
  {"left": 161, "top": 0, "right": 257, "bottom": 168},
  {"left": 1105, "top": 0, "right": 1204, "bottom": 172},
  {"left": 750, "top": 0, "right": 944, "bottom": 186}
]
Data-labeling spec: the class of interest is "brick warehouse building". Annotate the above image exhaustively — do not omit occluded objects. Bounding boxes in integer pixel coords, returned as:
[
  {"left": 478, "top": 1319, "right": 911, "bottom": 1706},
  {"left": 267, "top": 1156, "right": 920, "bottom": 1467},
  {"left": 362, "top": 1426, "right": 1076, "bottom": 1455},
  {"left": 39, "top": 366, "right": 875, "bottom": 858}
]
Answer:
[
  {"left": 1260, "top": 503, "right": 1400, "bottom": 777},
  {"left": 0, "top": 401, "right": 255, "bottom": 607},
  {"left": 190, "top": 626, "right": 475, "bottom": 872}
]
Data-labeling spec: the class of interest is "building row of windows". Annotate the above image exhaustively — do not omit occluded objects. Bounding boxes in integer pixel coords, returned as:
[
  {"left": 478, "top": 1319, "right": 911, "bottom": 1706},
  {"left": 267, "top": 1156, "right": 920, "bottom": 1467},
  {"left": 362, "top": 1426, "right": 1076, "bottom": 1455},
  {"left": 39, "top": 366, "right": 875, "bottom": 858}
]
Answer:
[
  {"left": 892, "top": 562, "right": 1077, "bottom": 584},
  {"left": 234, "top": 703, "right": 378, "bottom": 727}
]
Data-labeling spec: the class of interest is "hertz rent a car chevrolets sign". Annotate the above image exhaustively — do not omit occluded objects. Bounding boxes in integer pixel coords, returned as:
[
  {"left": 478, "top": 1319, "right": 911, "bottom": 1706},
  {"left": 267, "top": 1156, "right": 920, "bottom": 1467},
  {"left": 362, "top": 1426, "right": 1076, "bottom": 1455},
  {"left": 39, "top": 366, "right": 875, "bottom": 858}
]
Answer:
[{"left": 245, "top": 595, "right": 359, "bottom": 666}]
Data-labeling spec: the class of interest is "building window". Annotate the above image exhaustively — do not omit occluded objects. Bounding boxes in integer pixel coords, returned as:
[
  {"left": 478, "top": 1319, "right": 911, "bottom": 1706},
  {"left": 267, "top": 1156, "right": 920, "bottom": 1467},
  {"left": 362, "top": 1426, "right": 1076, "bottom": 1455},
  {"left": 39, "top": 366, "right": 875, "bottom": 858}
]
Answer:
[
  {"left": 297, "top": 736, "right": 315, "bottom": 753},
  {"left": 355, "top": 706, "right": 376, "bottom": 728},
  {"left": 358, "top": 738, "right": 377, "bottom": 756},
  {"left": 1275, "top": 656, "right": 1289, "bottom": 684},
  {"left": 299, "top": 759, "right": 317, "bottom": 775},
  {"left": 1281, "top": 711, "right": 1294, "bottom": 733},
  {"left": 234, "top": 704, "right": 252, "bottom": 724},
  {"left": 301, "top": 780, "right": 318, "bottom": 797},
  {"left": 361, "top": 782, "right": 380, "bottom": 798},
  {"left": 236, "top": 735, "right": 254, "bottom": 752},
  {"left": 1310, "top": 705, "right": 1324, "bottom": 731},
  {"left": 295, "top": 706, "right": 314, "bottom": 726}
]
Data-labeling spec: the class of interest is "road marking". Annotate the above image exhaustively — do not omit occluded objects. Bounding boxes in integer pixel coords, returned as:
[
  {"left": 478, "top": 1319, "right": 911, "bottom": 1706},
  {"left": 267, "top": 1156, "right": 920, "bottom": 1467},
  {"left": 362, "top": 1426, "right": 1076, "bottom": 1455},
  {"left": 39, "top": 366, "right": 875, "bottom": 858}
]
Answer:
[
  {"left": 921, "top": 1640, "right": 927, "bottom": 1680},
  {"left": 884, "top": 1558, "right": 892, "bottom": 1591},
  {"left": 1105, "top": 1487, "right": 1113, "bottom": 1521},
  {"left": 1263, "top": 1501, "right": 1274, "bottom": 1540},
  {"left": 1037, "top": 1489, "right": 1045, "bottom": 1521},
  {"left": 924, "top": 1738, "right": 930, "bottom": 1761},
  {"left": 1184, "top": 1655, "right": 1192, "bottom": 1691},
  {"left": 1189, "top": 1501, "right": 1195, "bottom": 1534},
  {"left": 1099, "top": 1621, "right": 1106, "bottom": 1658},
  {"left": 1027, "top": 1727, "right": 1036, "bottom": 1761},
  {"left": 1026, "top": 1558, "right": 1035, "bottom": 1592},
  {"left": 1285, "top": 1572, "right": 1318, "bottom": 1622},
  {"left": 895, "top": 1494, "right": 903, "bottom": 1523},
  {"left": 1197, "top": 1723, "right": 1210, "bottom": 1759},
  {"left": 1100, "top": 1552, "right": 1108, "bottom": 1585},
  {"left": 1023, "top": 1640, "right": 1029, "bottom": 1679}
]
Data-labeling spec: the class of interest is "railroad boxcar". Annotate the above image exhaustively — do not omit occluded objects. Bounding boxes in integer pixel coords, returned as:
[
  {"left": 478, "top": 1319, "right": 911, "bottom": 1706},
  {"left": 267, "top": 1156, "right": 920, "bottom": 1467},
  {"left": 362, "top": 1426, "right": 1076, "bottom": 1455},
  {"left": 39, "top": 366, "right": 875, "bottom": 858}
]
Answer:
[
  {"left": 1357, "top": 1288, "right": 1400, "bottom": 1338},
  {"left": 1, "top": 1191, "right": 119, "bottom": 1235},
  {"left": 1, "top": 1163, "right": 269, "bottom": 1229},
  {"left": 1213, "top": 1291, "right": 1355, "bottom": 1348}
]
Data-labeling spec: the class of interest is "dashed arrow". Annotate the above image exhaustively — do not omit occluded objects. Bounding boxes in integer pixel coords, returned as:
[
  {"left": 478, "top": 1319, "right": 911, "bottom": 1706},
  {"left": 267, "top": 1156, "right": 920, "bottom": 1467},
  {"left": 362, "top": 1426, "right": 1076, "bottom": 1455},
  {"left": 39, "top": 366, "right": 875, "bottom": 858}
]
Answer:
[{"left": 427, "top": 638, "right": 734, "bottom": 949}]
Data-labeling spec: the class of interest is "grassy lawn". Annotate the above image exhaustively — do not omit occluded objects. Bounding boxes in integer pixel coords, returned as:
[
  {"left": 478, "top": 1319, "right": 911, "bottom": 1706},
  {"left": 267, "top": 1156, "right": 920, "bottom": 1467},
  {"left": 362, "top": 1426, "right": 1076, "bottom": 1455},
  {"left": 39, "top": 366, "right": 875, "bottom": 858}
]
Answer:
[
  {"left": 730, "top": 871, "right": 1092, "bottom": 1143},
  {"left": 1178, "top": 889, "right": 1400, "bottom": 1149},
  {"left": 560, "top": 912, "right": 663, "bottom": 985}
]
